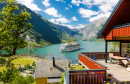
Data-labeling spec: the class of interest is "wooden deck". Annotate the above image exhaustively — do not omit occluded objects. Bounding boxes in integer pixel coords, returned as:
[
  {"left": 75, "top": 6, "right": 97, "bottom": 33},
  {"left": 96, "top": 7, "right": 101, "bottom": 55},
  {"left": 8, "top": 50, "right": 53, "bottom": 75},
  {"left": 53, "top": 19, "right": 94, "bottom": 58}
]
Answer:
[{"left": 97, "top": 60, "right": 130, "bottom": 82}]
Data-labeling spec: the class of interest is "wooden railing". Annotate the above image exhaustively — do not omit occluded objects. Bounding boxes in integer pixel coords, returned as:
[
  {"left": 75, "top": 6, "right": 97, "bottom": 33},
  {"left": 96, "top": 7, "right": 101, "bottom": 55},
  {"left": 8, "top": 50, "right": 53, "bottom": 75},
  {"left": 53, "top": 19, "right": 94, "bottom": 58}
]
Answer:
[
  {"left": 81, "top": 52, "right": 120, "bottom": 59},
  {"left": 79, "top": 53, "right": 107, "bottom": 69},
  {"left": 65, "top": 52, "right": 121, "bottom": 84},
  {"left": 66, "top": 69, "right": 106, "bottom": 84}
]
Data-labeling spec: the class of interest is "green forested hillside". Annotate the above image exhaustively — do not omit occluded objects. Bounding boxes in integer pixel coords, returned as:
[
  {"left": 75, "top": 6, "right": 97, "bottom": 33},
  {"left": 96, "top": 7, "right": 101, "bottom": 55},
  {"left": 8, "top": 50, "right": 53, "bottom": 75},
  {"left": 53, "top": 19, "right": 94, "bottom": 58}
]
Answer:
[{"left": 0, "top": 2, "right": 76, "bottom": 47}]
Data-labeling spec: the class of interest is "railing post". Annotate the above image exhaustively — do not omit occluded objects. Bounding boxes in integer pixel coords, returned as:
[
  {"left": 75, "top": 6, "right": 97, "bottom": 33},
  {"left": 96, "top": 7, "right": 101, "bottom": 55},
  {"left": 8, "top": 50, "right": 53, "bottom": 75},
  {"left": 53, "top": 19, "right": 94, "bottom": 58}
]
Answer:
[
  {"left": 66, "top": 70, "right": 70, "bottom": 84},
  {"left": 105, "top": 41, "right": 108, "bottom": 63}
]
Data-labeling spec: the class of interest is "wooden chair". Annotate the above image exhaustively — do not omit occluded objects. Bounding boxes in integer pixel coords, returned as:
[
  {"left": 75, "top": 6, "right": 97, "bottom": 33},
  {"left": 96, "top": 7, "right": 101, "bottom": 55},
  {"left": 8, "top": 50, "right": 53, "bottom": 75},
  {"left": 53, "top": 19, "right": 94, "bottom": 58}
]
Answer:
[
  {"left": 109, "top": 53, "right": 115, "bottom": 63},
  {"left": 109, "top": 53, "right": 114, "bottom": 59}
]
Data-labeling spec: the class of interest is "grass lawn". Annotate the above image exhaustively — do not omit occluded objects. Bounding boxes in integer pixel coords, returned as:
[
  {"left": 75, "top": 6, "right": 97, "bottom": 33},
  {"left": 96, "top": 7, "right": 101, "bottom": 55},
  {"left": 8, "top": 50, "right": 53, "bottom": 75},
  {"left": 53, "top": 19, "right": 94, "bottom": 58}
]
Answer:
[
  {"left": 11, "top": 57, "right": 36, "bottom": 67},
  {"left": 0, "top": 66, "right": 6, "bottom": 72}
]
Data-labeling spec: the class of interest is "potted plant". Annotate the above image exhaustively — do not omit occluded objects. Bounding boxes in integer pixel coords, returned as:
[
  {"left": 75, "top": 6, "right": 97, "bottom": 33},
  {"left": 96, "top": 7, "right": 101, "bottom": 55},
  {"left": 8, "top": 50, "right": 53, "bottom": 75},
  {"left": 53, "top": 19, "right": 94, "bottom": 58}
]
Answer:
[{"left": 107, "top": 73, "right": 112, "bottom": 81}]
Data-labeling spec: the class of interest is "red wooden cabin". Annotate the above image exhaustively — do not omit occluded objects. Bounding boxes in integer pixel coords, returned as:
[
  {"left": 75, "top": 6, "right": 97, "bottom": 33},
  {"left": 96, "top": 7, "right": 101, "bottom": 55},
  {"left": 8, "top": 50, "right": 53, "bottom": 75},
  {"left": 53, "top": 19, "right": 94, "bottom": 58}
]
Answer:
[
  {"left": 65, "top": 0, "right": 130, "bottom": 83},
  {"left": 98, "top": 0, "right": 130, "bottom": 63}
]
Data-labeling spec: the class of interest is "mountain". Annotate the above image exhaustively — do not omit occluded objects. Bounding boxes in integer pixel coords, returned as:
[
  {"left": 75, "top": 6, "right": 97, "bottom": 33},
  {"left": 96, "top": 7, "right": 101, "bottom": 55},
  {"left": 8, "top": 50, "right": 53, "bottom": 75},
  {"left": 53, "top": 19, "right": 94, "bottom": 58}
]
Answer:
[
  {"left": 79, "top": 17, "right": 107, "bottom": 41},
  {"left": 55, "top": 17, "right": 107, "bottom": 41},
  {"left": 55, "top": 24, "right": 83, "bottom": 41},
  {"left": 0, "top": 2, "right": 76, "bottom": 47}
]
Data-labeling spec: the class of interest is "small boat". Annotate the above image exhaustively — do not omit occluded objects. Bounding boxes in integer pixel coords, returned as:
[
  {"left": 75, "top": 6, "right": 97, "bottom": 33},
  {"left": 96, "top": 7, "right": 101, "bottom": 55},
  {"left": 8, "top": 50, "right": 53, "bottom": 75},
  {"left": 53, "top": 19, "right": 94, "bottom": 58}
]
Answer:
[{"left": 60, "top": 41, "right": 81, "bottom": 52}]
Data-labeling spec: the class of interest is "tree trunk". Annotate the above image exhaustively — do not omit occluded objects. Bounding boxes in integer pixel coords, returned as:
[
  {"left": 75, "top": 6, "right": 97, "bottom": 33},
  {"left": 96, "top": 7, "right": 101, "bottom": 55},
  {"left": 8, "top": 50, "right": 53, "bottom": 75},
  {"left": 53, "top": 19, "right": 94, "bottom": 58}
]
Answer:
[{"left": 12, "top": 47, "right": 17, "bottom": 55}]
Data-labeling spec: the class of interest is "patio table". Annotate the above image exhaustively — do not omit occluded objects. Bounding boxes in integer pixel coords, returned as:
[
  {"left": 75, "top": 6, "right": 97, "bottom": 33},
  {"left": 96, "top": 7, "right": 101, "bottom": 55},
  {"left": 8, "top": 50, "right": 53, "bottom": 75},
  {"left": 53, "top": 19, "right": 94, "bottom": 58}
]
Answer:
[
  {"left": 112, "top": 56, "right": 127, "bottom": 60},
  {"left": 112, "top": 56, "right": 127, "bottom": 65}
]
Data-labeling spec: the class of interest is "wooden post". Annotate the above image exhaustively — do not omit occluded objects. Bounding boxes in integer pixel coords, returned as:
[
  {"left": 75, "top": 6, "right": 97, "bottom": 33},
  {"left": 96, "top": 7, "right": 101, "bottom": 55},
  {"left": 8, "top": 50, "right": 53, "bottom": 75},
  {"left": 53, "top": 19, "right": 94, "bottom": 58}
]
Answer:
[
  {"left": 105, "top": 41, "right": 107, "bottom": 63},
  {"left": 120, "top": 41, "right": 122, "bottom": 56}
]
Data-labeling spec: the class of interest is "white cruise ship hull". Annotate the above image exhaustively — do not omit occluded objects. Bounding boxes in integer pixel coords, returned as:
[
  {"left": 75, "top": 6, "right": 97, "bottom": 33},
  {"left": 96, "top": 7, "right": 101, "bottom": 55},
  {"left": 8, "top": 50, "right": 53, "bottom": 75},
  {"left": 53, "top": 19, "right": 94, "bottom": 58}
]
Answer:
[
  {"left": 60, "top": 47, "right": 80, "bottom": 52},
  {"left": 60, "top": 42, "right": 81, "bottom": 52}
]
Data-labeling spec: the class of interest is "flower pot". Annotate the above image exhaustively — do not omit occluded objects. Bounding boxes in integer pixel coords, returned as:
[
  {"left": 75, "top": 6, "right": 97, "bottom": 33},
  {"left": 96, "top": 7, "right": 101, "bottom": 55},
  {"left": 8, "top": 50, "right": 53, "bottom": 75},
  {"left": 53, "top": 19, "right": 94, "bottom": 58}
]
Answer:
[{"left": 107, "top": 77, "right": 112, "bottom": 81}]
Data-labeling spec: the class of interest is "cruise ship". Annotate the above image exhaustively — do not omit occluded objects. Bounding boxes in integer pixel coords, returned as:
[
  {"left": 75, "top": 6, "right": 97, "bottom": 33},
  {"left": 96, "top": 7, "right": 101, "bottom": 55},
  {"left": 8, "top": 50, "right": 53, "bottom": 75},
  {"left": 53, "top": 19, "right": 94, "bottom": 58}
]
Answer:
[{"left": 60, "top": 42, "right": 81, "bottom": 52}]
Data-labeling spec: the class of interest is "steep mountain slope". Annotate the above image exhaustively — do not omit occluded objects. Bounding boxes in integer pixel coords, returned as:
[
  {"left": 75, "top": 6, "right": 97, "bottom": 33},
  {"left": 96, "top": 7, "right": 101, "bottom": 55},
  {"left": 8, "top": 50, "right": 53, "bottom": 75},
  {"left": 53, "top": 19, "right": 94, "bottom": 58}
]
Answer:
[
  {"left": 79, "top": 17, "right": 107, "bottom": 41},
  {"left": 55, "top": 24, "right": 83, "bottom": 41},
  {"left": 0, "top": 2, "right": 76, "bottom": 47},
  {"left": 56, "top": 17, "right": 107, "bottom": 41}
]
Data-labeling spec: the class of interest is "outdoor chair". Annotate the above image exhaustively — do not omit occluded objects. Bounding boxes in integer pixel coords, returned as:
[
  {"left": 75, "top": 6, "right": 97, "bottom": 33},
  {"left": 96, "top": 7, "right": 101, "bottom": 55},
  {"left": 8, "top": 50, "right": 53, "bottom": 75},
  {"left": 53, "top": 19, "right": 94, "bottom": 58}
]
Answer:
[
  {"left": 109, "top": 53, "right": 116, "bottom": 63},
  {"left": 109, "top": 53, "right": 113, "bottom": 59},
  {"left": 121, "top": 60, "right": 130, "bottom": 68},
  {"left": 120, "top": 60, "right": 130, "bottom": 71}
]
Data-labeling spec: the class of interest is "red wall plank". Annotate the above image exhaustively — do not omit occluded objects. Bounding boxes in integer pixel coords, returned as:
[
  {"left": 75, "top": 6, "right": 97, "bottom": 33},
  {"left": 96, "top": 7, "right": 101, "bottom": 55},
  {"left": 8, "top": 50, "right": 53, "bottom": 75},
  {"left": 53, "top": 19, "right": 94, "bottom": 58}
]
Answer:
[
  {"left": 113, "top": 26, "right": 130, "bottom": 37},
  {"left": 105, "top": 26, "right": 130, "bottom": 40}
]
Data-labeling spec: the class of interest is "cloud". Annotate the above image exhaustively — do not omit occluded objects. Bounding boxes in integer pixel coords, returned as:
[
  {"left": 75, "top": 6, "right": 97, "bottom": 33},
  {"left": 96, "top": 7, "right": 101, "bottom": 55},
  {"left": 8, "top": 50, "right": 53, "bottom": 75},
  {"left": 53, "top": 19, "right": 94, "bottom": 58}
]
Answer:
[
  {"left": 55, "top": 0, "right": 66, "bottom": 3},
  {"left": 71, "top": 0, "right": 119, "bottom": 21},
  {"left": 89, "top": 12, "right": 111, "bottom": 22},
  {"left": 94, "top": 0, "right": 119, "bottom": 13},
  {"left": 65, "top": 7, "right": 69, "bottom": 10},
  {"left": 71, "top": 16, "right": 78, "bottom": 21},
  {"left": 68, "top": 4, "right": 72, "bottom": 8},
  {"left": 44, "top": 7, "right": 62, "bottom": 17},
  {"left": 42, "top": 0, "right": 51, "bottom": 7},
  {"left": 49, "top": 18, "right": 71, "bottom": 23},
  {"left": 56, "top": 23, "right": 85, "bottom": 29},
  {"left": 78, "top": 8, "right": 98, "bottom": 18},
  {"left": 60, "top": 24, "right": 74, "bottom": 29},
  {"left": 72, "top": 0, "right": 119, "bottom": 14},
  {"left": 86, "top": 0, "right": 118, "bottom": 22},
  {"left": 71, "top": 0, "right": 92, "bottom": 6},
  {"left": 16, "top": 0, "right": 41, "bottom": 11},
  {"left": 75, "top": 24, "right": 85, "bottom": 29}
]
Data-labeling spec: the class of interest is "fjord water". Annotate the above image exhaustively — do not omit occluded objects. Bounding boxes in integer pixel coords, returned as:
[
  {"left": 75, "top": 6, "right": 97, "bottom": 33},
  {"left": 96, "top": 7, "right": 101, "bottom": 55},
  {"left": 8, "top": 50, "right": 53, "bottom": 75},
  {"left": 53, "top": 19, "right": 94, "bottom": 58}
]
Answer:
[{"left": 31, "top": 41, "right": 114, "bottom": 62}]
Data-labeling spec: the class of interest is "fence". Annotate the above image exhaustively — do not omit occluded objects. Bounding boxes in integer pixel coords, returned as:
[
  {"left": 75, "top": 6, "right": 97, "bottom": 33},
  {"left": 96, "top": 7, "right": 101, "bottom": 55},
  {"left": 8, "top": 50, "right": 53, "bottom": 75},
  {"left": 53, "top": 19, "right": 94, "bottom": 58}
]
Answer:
[
  {"left": 81, "top": 52, "right": 120, "bottom": 59},
  {"left": 66, "top": 69, "right": 106, "bottom": 84}
]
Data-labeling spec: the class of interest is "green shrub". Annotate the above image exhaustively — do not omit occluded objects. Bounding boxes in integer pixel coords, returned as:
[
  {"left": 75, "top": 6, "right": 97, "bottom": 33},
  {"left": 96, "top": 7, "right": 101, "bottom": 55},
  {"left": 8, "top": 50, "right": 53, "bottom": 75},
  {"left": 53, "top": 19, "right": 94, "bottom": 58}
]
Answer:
[
  {"left": 11, "top": 75, "right": 34, "bottom": 84},
  {"left": 32, "top": 62, "right": 35, "bottom": 66},
  {"left": 0, "top": 57, "right": 6, "bottom": 66},
  {"left": 60, "top": 72, "right": 66, "bottom": 84}
]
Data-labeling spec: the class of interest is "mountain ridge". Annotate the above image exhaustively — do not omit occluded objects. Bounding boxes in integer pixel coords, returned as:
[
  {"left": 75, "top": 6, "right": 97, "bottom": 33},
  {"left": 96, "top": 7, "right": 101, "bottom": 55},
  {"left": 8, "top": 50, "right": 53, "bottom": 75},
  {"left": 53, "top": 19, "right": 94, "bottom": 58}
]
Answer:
[
  {"left": 55, "top": 24, "right": 83, "bottom": 41},
  {"left": 56, "top": 17, "right": 107, "bottom": 41},
  {"left": 79, "top": 17, "right": 107, "bottom": 41}
]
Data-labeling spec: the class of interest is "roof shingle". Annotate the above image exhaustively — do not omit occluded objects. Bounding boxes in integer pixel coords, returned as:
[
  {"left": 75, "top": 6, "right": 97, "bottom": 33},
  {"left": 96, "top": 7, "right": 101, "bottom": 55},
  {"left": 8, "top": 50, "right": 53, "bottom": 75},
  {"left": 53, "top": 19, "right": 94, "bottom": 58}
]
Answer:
[{"left": 35, "top": 60, "right": 68, "bottom": 78}]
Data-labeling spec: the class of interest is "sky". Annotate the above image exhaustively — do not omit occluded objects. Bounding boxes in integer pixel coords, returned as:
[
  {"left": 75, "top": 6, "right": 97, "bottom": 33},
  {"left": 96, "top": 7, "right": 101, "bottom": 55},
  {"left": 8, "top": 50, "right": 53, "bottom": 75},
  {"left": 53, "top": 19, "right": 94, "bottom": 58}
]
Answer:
[{"left": 16, "top": 0, "right": 119, "bottom": 29}]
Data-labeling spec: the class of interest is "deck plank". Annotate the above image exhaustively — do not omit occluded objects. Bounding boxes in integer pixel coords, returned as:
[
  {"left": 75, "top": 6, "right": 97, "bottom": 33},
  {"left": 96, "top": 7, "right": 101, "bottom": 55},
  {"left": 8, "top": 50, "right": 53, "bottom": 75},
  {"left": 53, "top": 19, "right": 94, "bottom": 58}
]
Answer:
[{"left": 97, "top": 60, "right": 130, "bottom": 82}]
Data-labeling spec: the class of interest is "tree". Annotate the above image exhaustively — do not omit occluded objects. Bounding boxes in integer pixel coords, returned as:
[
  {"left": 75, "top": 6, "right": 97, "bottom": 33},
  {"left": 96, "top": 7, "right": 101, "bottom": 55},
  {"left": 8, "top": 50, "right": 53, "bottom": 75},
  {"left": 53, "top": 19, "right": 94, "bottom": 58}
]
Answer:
[
  {"left": 0, "top": 0, "right": 19, "bottom": 54},
  {"left": 109, "top": 46, "right": 118, "bottom": 52},
  {"left": 11, "top": 8, "right": 33, "bottom": 55},
  {"left": 11, "top": 75, "right": 34, "bottom": 84},
  {"left": 0, "top": 57, "right": 6, "bottom": 66},
  {"left": 0, "top": 0, "right": 33, "bottom": 55},
  {"left": 26, "top": 75, "right": 34, "bottom": 83},
  {"left": 10, "top": 75, "right": 27, "bottom": 84},
  {"left": 0, "top": 63, "right": 19, "bottom": 83}
]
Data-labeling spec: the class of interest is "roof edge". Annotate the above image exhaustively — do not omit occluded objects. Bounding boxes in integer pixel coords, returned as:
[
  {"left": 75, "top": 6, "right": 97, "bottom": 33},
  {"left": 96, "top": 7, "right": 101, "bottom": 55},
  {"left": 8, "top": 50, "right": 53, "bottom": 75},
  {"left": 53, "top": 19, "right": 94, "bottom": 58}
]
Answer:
[
  {"left": 97, "top": 0, "right": 123, "bottom": 39},
  {"left": 113, "top": 23, "right": 130, "bottom": 29}
]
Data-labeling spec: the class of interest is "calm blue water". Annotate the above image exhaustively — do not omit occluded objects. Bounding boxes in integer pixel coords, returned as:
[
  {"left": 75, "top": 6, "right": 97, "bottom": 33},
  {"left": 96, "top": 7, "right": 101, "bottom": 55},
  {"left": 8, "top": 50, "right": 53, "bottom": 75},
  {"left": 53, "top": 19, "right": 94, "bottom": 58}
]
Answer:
[
  {"left": 31, "top": 41, "right": 116, "bottom": 63},
  {"left": 2, "top": 41, "right": 116, "bottom": 62}
]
